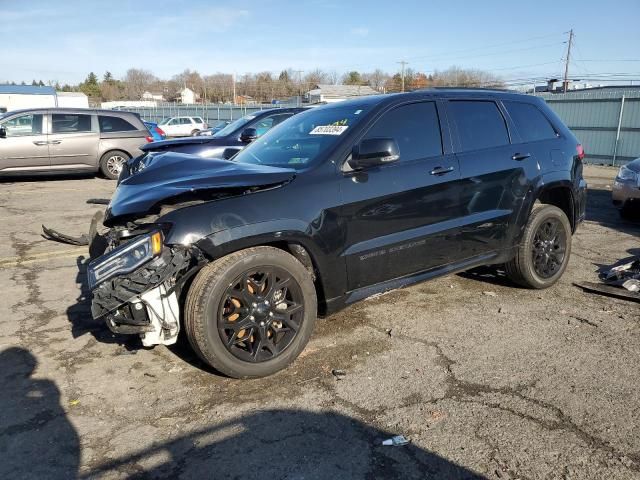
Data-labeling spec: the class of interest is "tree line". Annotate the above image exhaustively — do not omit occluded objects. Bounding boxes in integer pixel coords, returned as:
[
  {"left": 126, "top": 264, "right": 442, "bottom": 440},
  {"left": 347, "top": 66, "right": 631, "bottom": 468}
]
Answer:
[{"left": 4, "top": 66, "right": 504, "bottom": 104}]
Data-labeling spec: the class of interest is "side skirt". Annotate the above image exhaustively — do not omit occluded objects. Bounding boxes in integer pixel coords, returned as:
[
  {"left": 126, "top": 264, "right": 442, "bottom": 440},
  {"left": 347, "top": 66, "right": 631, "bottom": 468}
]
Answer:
[{"left": 322, "top": 251, "right": 506, "bottom": 316}]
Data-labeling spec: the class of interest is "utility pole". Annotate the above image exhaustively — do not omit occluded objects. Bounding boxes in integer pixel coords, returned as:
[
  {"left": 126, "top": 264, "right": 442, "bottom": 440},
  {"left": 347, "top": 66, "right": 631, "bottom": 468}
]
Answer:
[
  {"left": 563, "top": 29, "right": 574, "bottom": 93},
  {"left": 232, "top": 72, "right": 236, "bottom": 105},
  {"left": 294, "top": 70, "right": 304, "bottom": 106},
  {"left": 397, "top": 60, "right": 408, "bottom": 92}
]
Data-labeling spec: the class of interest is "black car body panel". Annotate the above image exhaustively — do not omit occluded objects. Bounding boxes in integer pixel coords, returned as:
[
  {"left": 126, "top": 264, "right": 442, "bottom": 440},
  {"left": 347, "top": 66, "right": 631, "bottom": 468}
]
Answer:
[
  {"left": 91, "top": 89, "right": 586, "bottom": 324},
  {"left": 105, "top": 153, "right": 296, "bottom": 223}
]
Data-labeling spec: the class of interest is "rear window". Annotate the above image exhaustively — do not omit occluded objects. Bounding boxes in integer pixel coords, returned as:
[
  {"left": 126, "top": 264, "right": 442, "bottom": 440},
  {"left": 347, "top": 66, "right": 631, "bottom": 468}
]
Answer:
[
  {"left": 449, "top": 101, "right": 510, "bottom": 152},
  {"left": 193, "top": 117, "right": 204, "bottom": 123},
  {"left": 51, "top": 114, "right": 93, "bottom": 134},
  {"left": 503, "top": 101, "right": 557, "bottom": 143},
  {"left": 98, "top": 115, "right": 137, "bottom": 132}
]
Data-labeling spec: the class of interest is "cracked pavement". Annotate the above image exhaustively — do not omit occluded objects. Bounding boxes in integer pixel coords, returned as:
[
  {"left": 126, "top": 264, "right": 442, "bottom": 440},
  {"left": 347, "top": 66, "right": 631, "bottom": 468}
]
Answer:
[{"left": 0, "top": 166, "right": 639, "bottom": 479}]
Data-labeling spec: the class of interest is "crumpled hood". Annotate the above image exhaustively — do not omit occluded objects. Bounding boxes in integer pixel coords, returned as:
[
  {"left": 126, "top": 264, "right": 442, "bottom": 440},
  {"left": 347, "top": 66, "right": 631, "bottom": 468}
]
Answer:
[
  {"left": 104, "top": 152, "right": 295, "bottom": 223},
  {"left": 140, "top": 136, "right": 230, "bottom": 152}
]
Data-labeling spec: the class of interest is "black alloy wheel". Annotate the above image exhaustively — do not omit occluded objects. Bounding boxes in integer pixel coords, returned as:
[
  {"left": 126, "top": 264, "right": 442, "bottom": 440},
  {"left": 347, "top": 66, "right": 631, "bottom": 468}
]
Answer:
[
  {"left": 531, "top": 218, "right": 567, "bottom": 279},
  {"left": 219, "top": 267, "right": 304, "bottom": 362}
]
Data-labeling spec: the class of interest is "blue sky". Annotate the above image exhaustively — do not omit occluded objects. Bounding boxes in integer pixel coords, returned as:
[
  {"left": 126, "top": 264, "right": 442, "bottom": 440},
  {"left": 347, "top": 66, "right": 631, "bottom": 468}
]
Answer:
[{"left": 1, "top": 0, "right": 639, "bottom": 85}]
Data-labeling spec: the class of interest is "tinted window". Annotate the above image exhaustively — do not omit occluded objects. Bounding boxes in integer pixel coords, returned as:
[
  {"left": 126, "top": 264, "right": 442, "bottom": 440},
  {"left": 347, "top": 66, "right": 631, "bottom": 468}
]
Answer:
[
  {"left": 449, "top": 101, "right": 509, "bottom": 151},
  {"left": 98, "top": 115, "right": 136, "bottom": 132},
  {"left": 1, "top": 113, "right": 43, "bottom": 137},
  {"left": 504, "top": 101, "right": 557, "bottom": 142},
  {"left": 252, "top": 113, "right": 293, "bottom": 137},
  {"left": 363, "top": 102, "right": 442, "bottom": 161},
  {"left": 193, "top": 117, "right": 204, "bottom": 123},
  {"left": 180, "top": 118, "right": 192, "bottom": 125},
  {"left": 51, "top": 114, "right": 93, "bottom": 133}
]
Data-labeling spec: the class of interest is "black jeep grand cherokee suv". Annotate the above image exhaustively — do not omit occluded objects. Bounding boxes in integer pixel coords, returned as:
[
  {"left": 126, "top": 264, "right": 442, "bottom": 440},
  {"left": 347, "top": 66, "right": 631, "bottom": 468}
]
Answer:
[{"left": 88, "top": 89, "right": 586, "bottom": 378}]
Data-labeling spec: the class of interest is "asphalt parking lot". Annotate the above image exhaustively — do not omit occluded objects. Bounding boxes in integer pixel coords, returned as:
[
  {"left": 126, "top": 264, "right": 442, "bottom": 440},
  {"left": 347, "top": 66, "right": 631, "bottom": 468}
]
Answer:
[{"left": 1, "top": 165, "right": 639, "bottom": 479}]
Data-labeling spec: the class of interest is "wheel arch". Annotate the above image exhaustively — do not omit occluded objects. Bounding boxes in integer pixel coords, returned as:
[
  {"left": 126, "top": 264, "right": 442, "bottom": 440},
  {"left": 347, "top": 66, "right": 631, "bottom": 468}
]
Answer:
[{"left": 192, "top": 229, "right": 338, "bottom": 316}]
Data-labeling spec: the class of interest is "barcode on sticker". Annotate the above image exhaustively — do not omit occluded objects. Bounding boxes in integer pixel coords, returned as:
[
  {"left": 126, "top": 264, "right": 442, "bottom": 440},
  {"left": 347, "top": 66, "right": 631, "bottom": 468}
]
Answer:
[{"left": 309, "top": 125, "right": 348, "bottom": 135}]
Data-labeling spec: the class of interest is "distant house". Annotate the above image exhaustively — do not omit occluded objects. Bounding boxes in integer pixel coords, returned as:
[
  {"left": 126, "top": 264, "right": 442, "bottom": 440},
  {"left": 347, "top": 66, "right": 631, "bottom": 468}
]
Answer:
[
  {"left": 0, "top": 85, "right": 88, "bottom": 112},
  {"left": 235, "top": 94, "right": 256, "bottom": 105},
  {"left": 142, "top": 91, "right": 164, "bottom": 101},
  {"left": 307, "top": 84, "right": 378, "bottom": 104},
  {"left": 179, "top": 87, "right": 197, "bottom": 104}
]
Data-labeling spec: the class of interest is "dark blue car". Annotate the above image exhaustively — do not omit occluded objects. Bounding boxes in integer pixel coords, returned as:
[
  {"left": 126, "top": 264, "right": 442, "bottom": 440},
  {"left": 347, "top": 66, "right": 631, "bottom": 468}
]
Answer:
[{"left": 141, "top": 107, "right": 306, "bottom": 159}]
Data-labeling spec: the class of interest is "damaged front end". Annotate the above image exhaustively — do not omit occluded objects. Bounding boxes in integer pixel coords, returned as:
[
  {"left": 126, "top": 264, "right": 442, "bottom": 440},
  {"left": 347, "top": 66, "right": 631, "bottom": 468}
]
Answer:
[{"left": 88, "top": 229, "right": 201, "bottom": 346}]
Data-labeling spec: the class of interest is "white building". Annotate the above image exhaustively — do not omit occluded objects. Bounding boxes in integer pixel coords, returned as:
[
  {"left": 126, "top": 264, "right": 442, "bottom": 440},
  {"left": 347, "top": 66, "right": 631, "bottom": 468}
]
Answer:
[
  {"left": 307, "top": 84, "right": 379, "bottom": 104},
  {"left": 54, "top": 91, "right": 89, "bottom": 108},
  {"left": 179, "top": 87, "right": 197, "bottom": 104},
  {"left": 0, "top": 85, "right": 89, "bottom": 112},
  {"left": 142, "top": 91, "right": 165, "bottom": 101}
]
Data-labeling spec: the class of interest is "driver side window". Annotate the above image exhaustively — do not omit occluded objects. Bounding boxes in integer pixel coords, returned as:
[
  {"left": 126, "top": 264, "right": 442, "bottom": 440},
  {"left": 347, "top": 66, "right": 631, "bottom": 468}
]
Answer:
[{"left": 2, "top": 114, "right": 44, "bottom": 137}]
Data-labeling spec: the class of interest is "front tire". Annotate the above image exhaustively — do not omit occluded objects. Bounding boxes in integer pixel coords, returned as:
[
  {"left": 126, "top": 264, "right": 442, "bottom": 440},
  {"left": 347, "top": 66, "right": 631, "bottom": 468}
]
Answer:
[
  {"left": 505, "top": 205, "right": 572, "bottom": 289},
  {"left": 184, "top": 247, "right": 317, "bottom": 378},
  {"left": 99, "top": 150, "right": 130, "bottom": 180}
]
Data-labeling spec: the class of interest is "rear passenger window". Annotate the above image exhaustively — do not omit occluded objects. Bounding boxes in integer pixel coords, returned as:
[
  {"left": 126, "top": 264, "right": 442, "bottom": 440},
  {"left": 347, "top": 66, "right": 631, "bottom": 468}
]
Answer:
[
  {"left": 51, "top": 114, "right": 93, "bottom": 134},
  {"left": 180, "top": 118, "right": 192, "bottom": 125},
  {"left": 364, "top": 102, "right": 442, "bottom": 162},
  {"left": 449, "top": 101, "right": 509, "bottom": 151},
  {"left": 98, "top": 115, "right": 137, "bottom": 132},
  {"left": 504, "top": 101, "right": 557, "bottom": 142}
]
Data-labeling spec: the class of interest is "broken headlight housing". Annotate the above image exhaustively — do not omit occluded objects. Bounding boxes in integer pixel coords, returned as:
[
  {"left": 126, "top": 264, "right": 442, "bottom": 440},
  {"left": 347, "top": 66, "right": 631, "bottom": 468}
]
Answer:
[
  {"left": 88, "top": 231, "right": 163, "bottom": 289},
  {"left": 617, "top": 165, "right": 638, "bottom": 182}
]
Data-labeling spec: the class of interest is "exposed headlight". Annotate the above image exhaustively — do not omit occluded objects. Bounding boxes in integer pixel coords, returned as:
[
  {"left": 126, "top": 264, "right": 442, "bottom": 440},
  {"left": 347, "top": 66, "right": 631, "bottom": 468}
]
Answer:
[
  {"left": 617, "top": 165, "right": 638, "bottom": 182},
  {"left": 88, "top": 231, "right": 163, "bottom": 289}
]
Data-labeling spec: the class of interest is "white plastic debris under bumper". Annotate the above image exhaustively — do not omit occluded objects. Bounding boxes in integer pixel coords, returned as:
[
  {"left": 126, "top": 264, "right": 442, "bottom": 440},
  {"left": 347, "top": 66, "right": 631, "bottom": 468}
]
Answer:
[{"left": 139, "top": 283, "right": 180, "bottom": 347}]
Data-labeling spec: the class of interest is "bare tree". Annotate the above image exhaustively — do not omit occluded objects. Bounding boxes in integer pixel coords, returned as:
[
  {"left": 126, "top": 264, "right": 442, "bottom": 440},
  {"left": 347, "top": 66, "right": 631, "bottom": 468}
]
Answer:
[{"left": 123, "top": 68, "right": 157, "bottom": 100}]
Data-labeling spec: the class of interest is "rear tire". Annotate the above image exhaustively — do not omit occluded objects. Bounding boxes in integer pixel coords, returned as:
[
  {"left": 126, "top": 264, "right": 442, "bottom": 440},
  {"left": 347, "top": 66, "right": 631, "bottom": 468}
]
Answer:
[
  {"left": 505, "top": 205, "right": 572, "bottom": 289},
  {"left": 190, "top": 129, "right": 200, "bottom": 136},
  {"left": 99, "top": 150, "right": 130, "bottom": 180},
  {"left": 184, "top": 247, "right": 317, "bottom": 378}
]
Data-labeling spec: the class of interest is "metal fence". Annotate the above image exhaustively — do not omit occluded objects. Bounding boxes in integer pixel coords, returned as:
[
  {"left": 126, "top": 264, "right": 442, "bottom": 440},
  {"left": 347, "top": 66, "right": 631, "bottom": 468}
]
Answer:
[
  {"left": 538, "top": 88, "right": 640, "bottom": 166},
  {"left": 116, "top": 101, "right": 301, "bottom": 126}
]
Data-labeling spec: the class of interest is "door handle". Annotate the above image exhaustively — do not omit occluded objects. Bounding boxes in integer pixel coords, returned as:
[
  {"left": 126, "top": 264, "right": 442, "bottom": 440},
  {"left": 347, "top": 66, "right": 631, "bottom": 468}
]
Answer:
[
  {"left": 430, "top": 166, "right": 454, "bottom": 176},
  {"left": 512, "top": 152, "right": 531, "bottom": 161},
  {"left": 48, "top": 140, "right": 61, "bottom": 145},
  {"left": 33, "top": 141, "right": 48, "bottom": 146}
]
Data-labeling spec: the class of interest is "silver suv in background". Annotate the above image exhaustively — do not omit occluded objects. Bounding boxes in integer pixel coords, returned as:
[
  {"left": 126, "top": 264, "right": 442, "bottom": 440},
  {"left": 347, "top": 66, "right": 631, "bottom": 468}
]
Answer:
[{"left": 0, "top": 108, "right": 150, "bottom": 179}]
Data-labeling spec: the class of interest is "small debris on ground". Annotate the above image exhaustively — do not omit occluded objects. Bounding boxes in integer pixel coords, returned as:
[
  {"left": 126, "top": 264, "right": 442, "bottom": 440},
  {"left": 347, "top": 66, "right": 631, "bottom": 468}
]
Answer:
[
  {"left": 482, "top": 291, "right": 497, "bottom": 297},
  {"left": 382, "top": 435, "right": 410, "bottom": 446},
  {"left": 385, "top": 328, "right": 393, "bottom": 337},
  {"left": 69, "top": 399, "right": 80, "bottom": 406},
  {"left": 331, "top": 369, "right": 346, "bottom": 380}
]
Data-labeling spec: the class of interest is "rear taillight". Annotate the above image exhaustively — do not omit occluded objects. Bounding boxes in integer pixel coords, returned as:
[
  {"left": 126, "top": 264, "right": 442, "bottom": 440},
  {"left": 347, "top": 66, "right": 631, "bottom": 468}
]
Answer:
[
  {"left": 145, "top": 136, "right": 153, "bottom": 143},
  {"left": 576, "top": 144, "right": 585, "bottom": 160},
  {"left": 155, "top": 127, "right": 165, "bottom": 137}
]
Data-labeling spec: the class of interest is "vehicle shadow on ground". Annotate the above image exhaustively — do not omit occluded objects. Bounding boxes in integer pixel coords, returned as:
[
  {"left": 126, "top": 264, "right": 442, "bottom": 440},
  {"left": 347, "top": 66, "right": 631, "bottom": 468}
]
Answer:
[
  {"left": 0, "top": 347, "right": 80, "bottom": 479},
  {"left": 0, "top": 172, "right": 107, "bottom": 183},
  {"left": 82, "top": 409, "right": 485, "bottom": 480},
  {"left": 66, "top": 256, "right": 139, "bottom": 350}
]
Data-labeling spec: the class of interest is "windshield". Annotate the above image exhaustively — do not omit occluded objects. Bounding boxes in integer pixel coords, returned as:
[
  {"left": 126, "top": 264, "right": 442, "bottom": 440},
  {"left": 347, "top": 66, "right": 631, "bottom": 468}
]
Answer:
[
  {"left": 232, "top": 105, "right": 369, "bottom": 170},
  {"left": 159, "top": 118, "right": 171, "bottom": 125},
  {"left": 212, "top": 114, "right": 255, "bottom": 138}
]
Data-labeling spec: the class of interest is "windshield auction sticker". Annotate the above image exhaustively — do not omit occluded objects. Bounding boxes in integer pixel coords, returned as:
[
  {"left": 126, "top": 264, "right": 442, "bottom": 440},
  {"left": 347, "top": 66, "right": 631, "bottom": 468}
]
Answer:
[{"left": 309, "top": 125, "right": 348, "bottom": 135}]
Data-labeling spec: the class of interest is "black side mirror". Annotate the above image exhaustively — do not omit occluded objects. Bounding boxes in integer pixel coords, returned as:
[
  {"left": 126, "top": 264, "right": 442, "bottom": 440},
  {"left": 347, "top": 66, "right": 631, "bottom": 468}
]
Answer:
[
  {"left": 240, "top": 127, "right": 258, "bottom": 143},
  {"left": 0, "top": 127, "right": 6, "bottom": 138},
  {"left": 348, "top": 138, "right": 400, "bottom": 170}
]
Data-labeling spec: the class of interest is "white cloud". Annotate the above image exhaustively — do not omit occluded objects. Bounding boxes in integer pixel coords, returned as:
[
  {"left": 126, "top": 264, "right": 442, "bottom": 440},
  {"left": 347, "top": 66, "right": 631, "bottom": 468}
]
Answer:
[{"left": 350, "top": 27, "right": 369, "bottom": 37}]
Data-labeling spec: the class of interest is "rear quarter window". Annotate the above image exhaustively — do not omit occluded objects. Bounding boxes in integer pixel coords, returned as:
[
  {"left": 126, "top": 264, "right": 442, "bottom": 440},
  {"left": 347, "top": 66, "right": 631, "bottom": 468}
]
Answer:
[
  {"left": 98, "top": 115, "right": 137, "bottom": 132},
  {"left": 449, "top": 100, "right": 510, "bottom": 152},
  {"left": 503, "top": 101, "right": 557, "bottom": 143}
]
